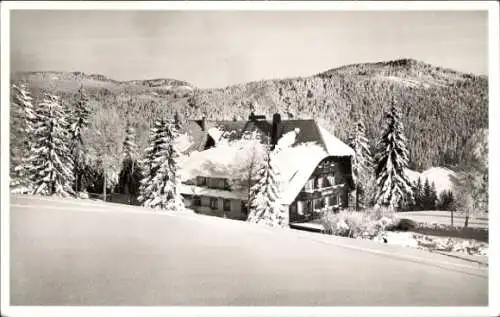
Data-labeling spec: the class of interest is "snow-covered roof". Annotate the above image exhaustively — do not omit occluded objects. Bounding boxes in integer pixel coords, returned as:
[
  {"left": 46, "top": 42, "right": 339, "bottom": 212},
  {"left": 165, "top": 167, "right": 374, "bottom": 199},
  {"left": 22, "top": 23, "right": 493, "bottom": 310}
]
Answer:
[
  {"left": 179, "top": 141, "right": 337, "bottom": 205},
  {"left": 207, "top": 127, "right": 224, "bottom": 143},
  {"left": 175, "top": 133, "right": 195, "bottom": 153},
  {"left": 178, "top": 118, "right": 355, "bottom": 205},
  {"left": 317, "top": 125, "right": 355, "bottom": 157},
  {"left": 274, "top": 142, "right": 335, "bottom": 205},
  {"left": 179, "top": 137, "right": 267, "bottom": 181}
]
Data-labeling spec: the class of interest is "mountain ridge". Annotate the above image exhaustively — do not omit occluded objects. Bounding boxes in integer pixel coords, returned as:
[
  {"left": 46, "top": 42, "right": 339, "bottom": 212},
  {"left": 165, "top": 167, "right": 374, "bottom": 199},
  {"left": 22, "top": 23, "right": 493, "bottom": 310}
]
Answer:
[{"left": 13, "top": 58, "right": 487, "bottom": 90}]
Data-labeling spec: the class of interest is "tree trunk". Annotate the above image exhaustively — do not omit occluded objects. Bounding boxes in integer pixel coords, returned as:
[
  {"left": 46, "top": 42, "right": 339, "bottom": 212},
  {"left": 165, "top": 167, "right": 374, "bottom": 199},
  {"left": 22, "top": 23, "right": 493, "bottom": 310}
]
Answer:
[
  {"left": 77, "top": 172, "right": 83, "bottom": 193},
  {"left": 103, "top": 172, "right": 107, "bottom": 202},
  {"left": 451, "top": 209, "right": 454, "bottom": 227},
  {"left": 464, "top": 209, "right": 469, "bottom": 228}
]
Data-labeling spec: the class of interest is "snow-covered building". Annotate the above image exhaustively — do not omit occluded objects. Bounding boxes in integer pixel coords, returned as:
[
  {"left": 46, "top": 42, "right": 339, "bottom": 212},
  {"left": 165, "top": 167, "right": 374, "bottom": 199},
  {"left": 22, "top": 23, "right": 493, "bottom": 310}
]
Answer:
[{"left": 178, "top": 113, "right": 355, "bottom": 225}]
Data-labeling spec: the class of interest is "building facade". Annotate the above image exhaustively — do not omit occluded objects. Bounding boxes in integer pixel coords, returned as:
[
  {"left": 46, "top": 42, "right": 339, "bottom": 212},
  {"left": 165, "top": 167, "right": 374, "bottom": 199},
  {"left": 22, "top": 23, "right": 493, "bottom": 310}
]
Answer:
[{"left": 178, "top": 113, "right": 355, "bottom": 226}]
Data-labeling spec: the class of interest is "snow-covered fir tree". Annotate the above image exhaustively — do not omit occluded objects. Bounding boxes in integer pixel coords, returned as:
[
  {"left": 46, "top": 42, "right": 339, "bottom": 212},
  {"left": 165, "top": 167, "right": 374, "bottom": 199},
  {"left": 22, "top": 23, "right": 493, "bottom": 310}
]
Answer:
[
  {"left": 347, "top": 116, "right": 374, "bottom": 210},
  {"left": 247, "top": 145, "right": 287, "bottom": 227},
  {"left": 412, "top": 177, "right": 424, "bottom": 210},
  {"left": 374, "top": 100, "right": 413, "bottom": 209},
  {"left": 138, "top": 118, "right": 183, "bottom": 210},
  {"left": 69, "top": 85, "right": 91, "bottom": 143},
  {"left": 10, "top": 83, "right": 37, "bottom": 193},
  {"left": 424, "top": 180, "right": 438, "bottom": 210},
  {"left": 68, "top": 85, "right": 91, "bottom": 192},
  {"left": 119, "top": 122, "right": 141, "bottom": 202},
  {"left": 28, "top": 94, "right": 75, "bottom": 196},
  {"left": 438, "top": 190, "right": 455, "bottom": 211}
]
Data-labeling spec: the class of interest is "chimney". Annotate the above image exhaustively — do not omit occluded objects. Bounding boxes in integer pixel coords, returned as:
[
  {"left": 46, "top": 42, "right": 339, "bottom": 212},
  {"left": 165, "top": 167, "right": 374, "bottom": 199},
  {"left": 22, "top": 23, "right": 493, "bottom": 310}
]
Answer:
[
  {"left": 271, "top": 113, "right": 281, "bottom": 148},
  {"left": 248, "top": 112, "right": 266, "bottom": 121},
  {"left": 200, "top": 116, "right": 206, "bottom": 131}
]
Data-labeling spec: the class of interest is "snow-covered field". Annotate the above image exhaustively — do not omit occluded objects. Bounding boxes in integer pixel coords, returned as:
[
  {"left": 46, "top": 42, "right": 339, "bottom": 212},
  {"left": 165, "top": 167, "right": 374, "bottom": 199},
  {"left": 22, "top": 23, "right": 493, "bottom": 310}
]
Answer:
[
  {"left": 400, "top": 210, "right": 488, "bottom": 229},
  {"left": 373, "top": 231, "right": 488, "bottom": 261}
]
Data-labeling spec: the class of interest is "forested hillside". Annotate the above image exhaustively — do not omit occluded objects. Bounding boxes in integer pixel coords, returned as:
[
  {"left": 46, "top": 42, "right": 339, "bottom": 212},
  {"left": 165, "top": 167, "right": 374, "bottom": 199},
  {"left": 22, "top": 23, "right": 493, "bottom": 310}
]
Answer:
[{"left": 11, "top": 58, "right": 488, "bottom": 172}]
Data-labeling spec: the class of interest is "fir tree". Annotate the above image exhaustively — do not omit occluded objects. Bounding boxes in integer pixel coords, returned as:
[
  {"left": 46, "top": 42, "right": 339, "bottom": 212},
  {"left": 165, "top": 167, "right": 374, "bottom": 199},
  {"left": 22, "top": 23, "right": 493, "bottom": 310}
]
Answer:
[
  {"left": 68, "top": 85, "right": 91, "bottom": 192},
  {"left": 138, "top": 118, "right": 183, "bottom": 210},
  {"left": 374, "top": 100, "right": 413, "bottom": 209},
  {"left": 347, "top": 116, "right": 374, "bottom": 210},
  {"left": 28, "top": 94, "right": 75, "bottom": 196},
  {"left": 429, "top": 181, "right": 438, "bottom": 210},
  {"left": 10, "top": 83, "right": 37, "bottom": 193},
  {"left": 438, "top": 190, "right": 455, "bottom": 211},
  {"left": 402, "top": 180, "right": 417, "bottom": 211},
  {"left": 413, "top": 177, "right": 424, "bottom": 211},
  {"left": 422, "top": 178, "right": 432, "bottom": 210},
  {"left": 247, "top": 146, "right": 287, "bottom": 227},
  {"left": 119, "top": 122, "right": 141, "bottom": 203},
  {"left": 69, "top": 85, "right": 91, "bottom": 144}
]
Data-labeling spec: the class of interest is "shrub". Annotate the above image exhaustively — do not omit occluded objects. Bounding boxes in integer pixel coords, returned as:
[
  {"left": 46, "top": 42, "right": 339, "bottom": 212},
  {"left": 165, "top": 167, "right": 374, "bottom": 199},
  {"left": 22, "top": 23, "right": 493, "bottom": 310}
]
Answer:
[
  {"left": 393, "top": 218, "right": 418, "bottom": 231},
  {"left": 320, "top": 207, "right": 400, "bottom": 239}
]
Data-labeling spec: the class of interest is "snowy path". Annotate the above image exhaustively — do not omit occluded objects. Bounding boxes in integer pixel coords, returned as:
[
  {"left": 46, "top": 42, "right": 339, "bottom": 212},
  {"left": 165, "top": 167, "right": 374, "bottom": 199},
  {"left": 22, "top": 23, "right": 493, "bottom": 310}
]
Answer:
[{"left": 9, "top": 195, "right": 487, "bottom": 306}]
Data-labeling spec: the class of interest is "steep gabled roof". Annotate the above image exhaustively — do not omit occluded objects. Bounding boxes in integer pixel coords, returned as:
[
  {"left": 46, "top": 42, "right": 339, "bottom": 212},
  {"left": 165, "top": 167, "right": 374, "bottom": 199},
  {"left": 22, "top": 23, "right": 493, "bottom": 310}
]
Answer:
[
  {"left": 316, "top": 125, "right": 355, "bottom": 157},
  {"left": 182, "top": 117, "right": 354, "bottom": 157}
]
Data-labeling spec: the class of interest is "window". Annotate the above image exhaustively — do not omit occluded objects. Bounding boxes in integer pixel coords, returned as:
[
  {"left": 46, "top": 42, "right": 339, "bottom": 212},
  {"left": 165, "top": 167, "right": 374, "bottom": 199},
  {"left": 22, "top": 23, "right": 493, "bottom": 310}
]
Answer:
[
  {"left": 297, "top": 201, "right": 304, "bottom": 215},
  {"left": 210, "top": 198, "right": 218, "bottom": 210},
  {"left": 193, "top": 196, "right": 201, "bottom": 206},
  {"left": 314, "top": 198, "right": 324, "bottom": 210},
  {"left": 223, "top": 199, "right": 231, "bottom": 212},
  {"left": 207, "top": 178, "right": 216, "bottom": 188},
  {"left": 305, "top": 200, "right": 313, "bottom": 213},
  {"left": 326, "top": 174, "right": 335, "bottom": 187},
  {"left": 198, "top": 177, "right": 207, "bottom": 186},
  {"left": 315, "top": 177, "right": 324, "bottom": 189},
  {"left": 217, "top": 179, "right": 224, "bottom": 189},
  {"left": 325, "top": 195, "right": 334, "bottom": 207}
]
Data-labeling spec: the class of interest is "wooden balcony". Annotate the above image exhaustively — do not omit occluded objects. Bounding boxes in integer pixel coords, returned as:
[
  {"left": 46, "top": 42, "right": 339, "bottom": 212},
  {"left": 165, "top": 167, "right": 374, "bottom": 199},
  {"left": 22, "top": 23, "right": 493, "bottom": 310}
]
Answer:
[{"left": 297, "top": 184, "right": 345, "bottom": 200}]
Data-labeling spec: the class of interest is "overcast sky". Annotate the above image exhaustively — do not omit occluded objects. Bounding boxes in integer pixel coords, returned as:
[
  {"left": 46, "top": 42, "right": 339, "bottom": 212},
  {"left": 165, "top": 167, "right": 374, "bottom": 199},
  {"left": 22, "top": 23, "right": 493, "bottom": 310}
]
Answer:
[{"left": 10, "top": 10, "right": 488, "bottom": 88}]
